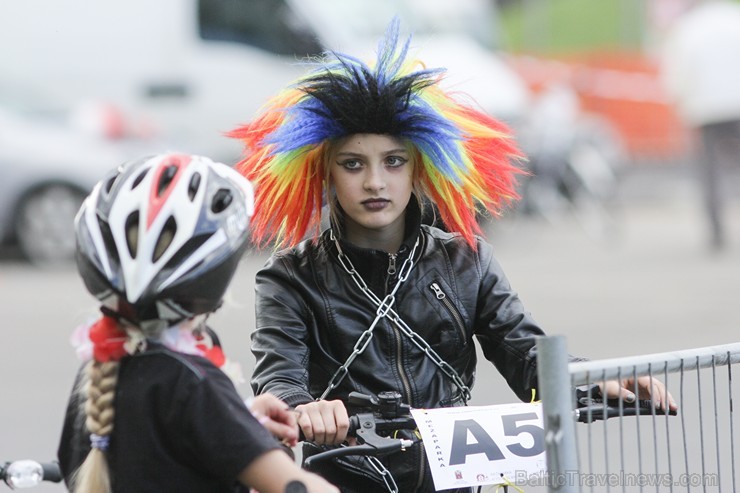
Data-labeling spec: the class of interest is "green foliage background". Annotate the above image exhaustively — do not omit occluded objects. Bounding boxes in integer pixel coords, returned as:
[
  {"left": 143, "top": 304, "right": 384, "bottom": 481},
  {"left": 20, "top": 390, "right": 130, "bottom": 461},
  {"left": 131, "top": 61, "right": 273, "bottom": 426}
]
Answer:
[{"left": 498, "top": 0, "right": 647, "bottom": 55}]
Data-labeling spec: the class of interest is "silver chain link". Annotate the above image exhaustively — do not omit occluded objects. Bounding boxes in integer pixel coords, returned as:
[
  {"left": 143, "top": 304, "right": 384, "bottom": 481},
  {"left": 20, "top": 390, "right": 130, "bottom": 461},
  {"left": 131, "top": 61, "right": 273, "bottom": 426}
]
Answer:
[
  {"left": 367, "top": 456, "right": 399, "bottom": 493},
  {"left": 317, "top": 444, "right": 398, "bottom": 492},
  {"left": 319, "top": 231, "right": 471, "bottom": 403}
]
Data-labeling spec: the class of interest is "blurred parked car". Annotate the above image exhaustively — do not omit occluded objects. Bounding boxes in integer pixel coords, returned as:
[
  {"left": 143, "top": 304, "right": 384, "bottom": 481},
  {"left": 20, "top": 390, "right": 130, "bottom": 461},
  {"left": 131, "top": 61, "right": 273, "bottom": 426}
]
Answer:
[
  {"left": 0, "top": 94, "right": 162, "bottom": 264},
  {"left": 0, "top": 0, "right": 530, "bottom": 165}
]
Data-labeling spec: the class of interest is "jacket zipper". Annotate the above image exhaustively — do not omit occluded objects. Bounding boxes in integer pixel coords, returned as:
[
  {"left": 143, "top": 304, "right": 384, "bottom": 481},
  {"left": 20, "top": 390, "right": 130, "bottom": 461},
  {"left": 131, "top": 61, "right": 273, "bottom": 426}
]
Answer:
[
  {"left": 389, "top": 323, "right": 424, "bottom": 490},
  {"left": 430, "top": 282, "right": 466, "bottom": 343},
  {"left": 384, "top": 256, "right": 412, "bottom": 402},
  {"left": 386, "top": 252, "right": 423, "bottom": 490},
  {"left": 418, "top": 282, "right": 470, "bottom": 489},
  {"left": 389, "top": 320, "right": 425, "bottom": 489},
  {"left": 389, "top": 311, "right": 412, "bottom": 403},
  {"left": 387, "top": 253, "right": 397, "bottom": 275}
]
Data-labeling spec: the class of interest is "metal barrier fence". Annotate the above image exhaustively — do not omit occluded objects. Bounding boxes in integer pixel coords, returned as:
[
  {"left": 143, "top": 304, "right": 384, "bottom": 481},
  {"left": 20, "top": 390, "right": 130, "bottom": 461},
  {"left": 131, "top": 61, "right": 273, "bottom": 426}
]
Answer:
[{"left": 536, "top": 336, "right": 740, "bottom": 493}]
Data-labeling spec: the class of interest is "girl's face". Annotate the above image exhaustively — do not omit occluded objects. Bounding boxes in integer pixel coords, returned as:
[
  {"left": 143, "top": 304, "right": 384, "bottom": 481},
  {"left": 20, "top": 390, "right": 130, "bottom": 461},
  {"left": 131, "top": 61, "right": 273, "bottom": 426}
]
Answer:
[{"left": 329, "top": 134, "right": 415, "bottom": 247}]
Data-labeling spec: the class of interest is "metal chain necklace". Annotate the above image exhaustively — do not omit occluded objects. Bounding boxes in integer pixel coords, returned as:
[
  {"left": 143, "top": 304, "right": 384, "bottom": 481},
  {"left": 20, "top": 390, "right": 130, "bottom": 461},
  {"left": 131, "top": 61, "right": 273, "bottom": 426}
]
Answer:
[{"left": 319, "top": 230, "right": 472, "bottom": 403}]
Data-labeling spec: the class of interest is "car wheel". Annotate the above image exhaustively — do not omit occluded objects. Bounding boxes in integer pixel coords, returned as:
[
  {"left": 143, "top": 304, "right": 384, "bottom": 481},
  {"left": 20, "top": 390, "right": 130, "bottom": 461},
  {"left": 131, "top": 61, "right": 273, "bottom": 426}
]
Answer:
[{"left": 15, "top": 184, "right": 86, "bottom": 265}]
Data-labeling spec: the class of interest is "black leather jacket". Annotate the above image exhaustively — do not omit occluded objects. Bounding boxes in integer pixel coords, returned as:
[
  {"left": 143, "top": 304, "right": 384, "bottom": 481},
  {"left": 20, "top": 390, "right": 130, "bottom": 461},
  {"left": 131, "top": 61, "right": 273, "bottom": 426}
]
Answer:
[
  {"left": 250, "top": 206, "right": 549, "bottom": 492},
  {"left": 250, "top": 213, "right": 546, "bottom": 410}
]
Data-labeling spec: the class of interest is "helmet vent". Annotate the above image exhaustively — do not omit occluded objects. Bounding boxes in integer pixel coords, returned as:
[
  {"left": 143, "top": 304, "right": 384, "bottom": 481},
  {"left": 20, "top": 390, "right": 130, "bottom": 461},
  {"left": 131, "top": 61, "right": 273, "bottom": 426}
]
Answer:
[
  {"left": 97, "top": 216, "right": 121, "bottom": 267},
  {"left": 131, "top": 168, "right": 149, "bottom": 190},
  {"left": 125, "top": 212, "right": 140, "bottom": 258},
  {"left": 162, "top": 234, "right": 209, "bottom": 273},
  {"left": 157, "top": 165, "right": 179, "bottom": 197},
  {"left": 153, "top": 216, "right": 177, "bottom": 262},
  {"left": 104, "top": 175, "right": 118, "bottom": 195},
  {"left": 188, "top": 173, "right": 201, "bottom": 201},
  {"left": 211, "top": 189, "right": 233, "bottom": 213}
]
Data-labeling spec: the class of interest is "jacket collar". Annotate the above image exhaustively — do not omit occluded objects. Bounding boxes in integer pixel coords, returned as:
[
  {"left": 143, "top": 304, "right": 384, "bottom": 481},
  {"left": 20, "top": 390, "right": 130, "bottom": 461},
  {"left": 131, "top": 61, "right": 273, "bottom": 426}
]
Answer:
[{"left": 325, "top": 198, "right": 423, "bottom": 291}]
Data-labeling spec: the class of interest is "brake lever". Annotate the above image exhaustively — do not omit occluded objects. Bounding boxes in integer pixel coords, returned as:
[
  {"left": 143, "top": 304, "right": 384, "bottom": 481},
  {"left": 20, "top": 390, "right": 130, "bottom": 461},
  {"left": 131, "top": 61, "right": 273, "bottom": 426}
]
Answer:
[
  {"left": 302, "top": 412, "right": 417, "bottom": 470},
  {"left": 352, "top": 413, "right": 417, "bottom": 453}
]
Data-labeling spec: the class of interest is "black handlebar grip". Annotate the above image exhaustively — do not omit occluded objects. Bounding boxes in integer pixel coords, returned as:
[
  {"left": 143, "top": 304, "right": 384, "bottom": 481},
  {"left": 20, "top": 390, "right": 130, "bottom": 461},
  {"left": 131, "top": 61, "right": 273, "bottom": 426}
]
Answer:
[
  {"left": 347, "top": 415, "right": 361, "bottom": 434},
  {"left": 42, "top": 462, "right": 63, "bottom": 483},
  {"left": 284, "top": 480, "right": 308, "bottom": 493}
]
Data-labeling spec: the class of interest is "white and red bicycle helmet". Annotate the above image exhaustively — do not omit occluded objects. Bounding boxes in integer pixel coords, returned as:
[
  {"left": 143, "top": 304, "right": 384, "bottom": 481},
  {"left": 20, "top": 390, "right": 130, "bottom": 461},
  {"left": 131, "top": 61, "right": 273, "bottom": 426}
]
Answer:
[{"left": 75, "top": 153, "right": 254, "bottom": 331}]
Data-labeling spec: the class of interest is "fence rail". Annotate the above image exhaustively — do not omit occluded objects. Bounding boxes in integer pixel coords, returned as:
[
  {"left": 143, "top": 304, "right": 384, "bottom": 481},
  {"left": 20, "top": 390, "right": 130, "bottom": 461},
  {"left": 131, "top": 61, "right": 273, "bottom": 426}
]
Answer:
[
  {"left": 536, "top": 336, "right": 739, "bottom": 493},
  {"left": 569, "top": 343, "right": 740, "bottom": 385}
]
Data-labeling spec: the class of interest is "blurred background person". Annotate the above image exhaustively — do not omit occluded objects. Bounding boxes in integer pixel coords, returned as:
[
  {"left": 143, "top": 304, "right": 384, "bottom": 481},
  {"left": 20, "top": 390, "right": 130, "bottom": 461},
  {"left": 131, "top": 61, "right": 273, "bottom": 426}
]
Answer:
[{"left": 660, "top": 0, "right": 740, "bottom": 250}]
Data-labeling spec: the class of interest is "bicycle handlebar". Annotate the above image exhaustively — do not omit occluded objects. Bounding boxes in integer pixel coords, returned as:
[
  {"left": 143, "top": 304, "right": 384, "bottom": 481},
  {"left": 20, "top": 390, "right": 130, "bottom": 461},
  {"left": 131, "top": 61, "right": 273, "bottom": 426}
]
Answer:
[
  {"left": 1, "top": 460, "right": 62, "bottom": 488},
  {"left": 1, "top": 459, "right": 309, "bottom": 493},
  {"left": 302, "top": 391, "right": 419, "bottom": 470},
  {"left": 574, "top": 386, "right": 678, "bottom": 423},
  {"left": 302, "top": 388, "right": 678, "bottom": 467}
]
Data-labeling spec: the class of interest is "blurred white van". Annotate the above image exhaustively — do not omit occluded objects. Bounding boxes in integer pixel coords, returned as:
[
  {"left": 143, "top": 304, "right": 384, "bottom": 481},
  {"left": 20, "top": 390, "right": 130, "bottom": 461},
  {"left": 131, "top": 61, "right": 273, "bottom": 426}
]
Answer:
[{"left": 0, "top": 0, "right": 529, "bottom": 163}]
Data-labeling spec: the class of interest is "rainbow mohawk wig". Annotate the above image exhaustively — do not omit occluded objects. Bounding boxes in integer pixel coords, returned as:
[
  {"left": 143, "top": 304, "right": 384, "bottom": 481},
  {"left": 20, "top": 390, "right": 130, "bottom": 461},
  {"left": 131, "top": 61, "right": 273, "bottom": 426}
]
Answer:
[{"left": 230, "top": 18, "right": 525, "bottom": 249}]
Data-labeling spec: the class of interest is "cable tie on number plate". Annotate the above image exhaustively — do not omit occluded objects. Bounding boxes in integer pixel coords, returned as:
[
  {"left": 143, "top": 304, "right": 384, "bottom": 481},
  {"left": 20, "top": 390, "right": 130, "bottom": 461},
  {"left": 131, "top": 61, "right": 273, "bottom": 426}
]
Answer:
[
  {"left": 530, "top": 388, "right": 540, "bottom": 403},
  {"left": 495, "top": 475, "right": 525, "bottom": 493}
]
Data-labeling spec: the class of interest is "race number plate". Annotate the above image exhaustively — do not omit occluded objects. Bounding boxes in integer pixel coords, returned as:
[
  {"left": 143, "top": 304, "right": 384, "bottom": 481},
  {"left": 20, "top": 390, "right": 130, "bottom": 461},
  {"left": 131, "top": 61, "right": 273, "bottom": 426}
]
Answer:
[{"left": 411, "top": 402, "right": 546, "bottom": 490}]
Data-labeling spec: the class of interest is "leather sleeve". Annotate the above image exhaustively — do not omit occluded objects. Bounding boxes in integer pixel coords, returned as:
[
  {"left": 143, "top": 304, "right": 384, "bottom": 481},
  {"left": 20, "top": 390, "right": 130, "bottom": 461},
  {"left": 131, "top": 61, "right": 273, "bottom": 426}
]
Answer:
[
  {"left": 471, "top": 238, "right": 547, "bottom": 402},
  {"left": 250, "top": 253, "right": 316, "bottom": 407}
]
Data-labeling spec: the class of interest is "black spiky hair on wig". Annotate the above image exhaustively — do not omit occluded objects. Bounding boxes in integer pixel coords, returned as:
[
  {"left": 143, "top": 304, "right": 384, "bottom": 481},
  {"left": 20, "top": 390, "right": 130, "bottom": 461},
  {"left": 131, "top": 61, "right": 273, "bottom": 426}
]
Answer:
[{"left": 230, "top": 18, "right": 524, "bottom": 248}]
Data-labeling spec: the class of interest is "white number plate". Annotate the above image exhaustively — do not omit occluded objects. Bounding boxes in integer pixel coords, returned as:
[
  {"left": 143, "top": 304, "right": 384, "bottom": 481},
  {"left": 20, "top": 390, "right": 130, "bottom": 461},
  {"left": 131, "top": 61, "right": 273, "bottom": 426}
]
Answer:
[{"left": 411, "top": 402, "right": 546, "bottom": 490}]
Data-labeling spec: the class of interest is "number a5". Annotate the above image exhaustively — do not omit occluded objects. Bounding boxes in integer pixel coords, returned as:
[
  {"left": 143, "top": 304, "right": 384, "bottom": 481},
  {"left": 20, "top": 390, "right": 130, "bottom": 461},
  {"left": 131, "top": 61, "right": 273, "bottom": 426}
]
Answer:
[{"left": 448, "top": 413, "right": 545, "bottom": 466}]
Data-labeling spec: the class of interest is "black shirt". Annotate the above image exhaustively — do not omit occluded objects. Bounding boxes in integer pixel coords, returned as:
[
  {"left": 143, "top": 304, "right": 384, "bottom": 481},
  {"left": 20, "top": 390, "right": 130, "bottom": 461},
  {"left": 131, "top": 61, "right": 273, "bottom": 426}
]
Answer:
[{"left": 58, "top": 345, "right": 282, "bottom": 492}]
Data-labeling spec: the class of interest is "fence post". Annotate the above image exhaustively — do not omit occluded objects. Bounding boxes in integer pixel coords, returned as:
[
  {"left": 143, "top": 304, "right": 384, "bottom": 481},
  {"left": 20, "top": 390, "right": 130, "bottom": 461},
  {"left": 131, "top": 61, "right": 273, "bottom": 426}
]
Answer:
[{"left": 537, "top": 335, "right": 579, "bottom": 492}]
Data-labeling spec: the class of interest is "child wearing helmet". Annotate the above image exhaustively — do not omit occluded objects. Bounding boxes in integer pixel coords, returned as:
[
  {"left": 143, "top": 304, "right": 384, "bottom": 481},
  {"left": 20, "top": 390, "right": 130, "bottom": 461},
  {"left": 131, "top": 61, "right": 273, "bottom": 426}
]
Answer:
[
  {"left": 57, "top": 154, "right": 338, "bottom": 493},
  {"left": 231, "top": 19, "right": 677, "bottom": 493}
]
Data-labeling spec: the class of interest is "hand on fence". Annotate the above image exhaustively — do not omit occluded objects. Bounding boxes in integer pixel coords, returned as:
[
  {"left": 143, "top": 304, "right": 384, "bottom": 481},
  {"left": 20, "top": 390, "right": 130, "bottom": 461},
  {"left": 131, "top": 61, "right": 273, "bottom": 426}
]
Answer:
[{"left": 600, "top": 376, "right": 678, "bottom": 413}]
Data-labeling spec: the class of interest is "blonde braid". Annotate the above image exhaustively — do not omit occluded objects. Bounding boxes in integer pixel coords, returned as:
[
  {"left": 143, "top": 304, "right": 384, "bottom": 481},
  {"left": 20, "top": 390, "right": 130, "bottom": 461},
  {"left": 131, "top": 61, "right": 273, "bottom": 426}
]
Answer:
[
  {"left": 71, "top": 360, "right": 120, "bottom": 493},
  {"left": 85, "top": 361, "right": 119, "bottom": 436}
]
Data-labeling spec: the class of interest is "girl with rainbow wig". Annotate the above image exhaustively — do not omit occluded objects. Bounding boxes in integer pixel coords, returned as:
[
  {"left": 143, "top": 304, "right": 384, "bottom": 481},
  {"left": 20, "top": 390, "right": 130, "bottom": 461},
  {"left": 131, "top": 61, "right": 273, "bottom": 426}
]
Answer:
[
  {"left": 230, "top": 18, "right": 524, "bottom": 250},
  {"left": 232, "top": 19, "right": 676, "bottom": 493}
]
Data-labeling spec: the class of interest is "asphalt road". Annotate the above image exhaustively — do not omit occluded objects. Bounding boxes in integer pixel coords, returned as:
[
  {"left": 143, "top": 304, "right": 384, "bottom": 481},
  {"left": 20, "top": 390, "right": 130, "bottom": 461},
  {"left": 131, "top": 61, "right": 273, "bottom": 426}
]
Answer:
[{"left": 1, "top": 165, "right": 737, "bottom": 491}]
